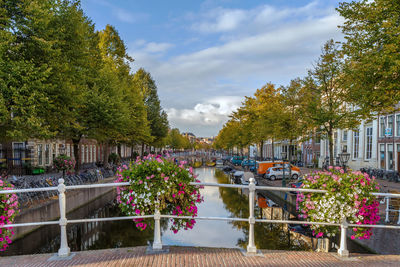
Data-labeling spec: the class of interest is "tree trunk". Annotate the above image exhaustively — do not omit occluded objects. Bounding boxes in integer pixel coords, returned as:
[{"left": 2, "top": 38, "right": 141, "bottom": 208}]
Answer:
[
  {"left": 289, "top": 139, "right": 293, "bottom": 179},
  {"left": 259, "top": 141, "right": 264, "bottom": 161},
  {"left": 117, "top": 144, "right": 121, "bottom": 158},
  {"left": 72, "top": 138, "right": 81, "bottom": 173},
  {"left": 272, "top": 139, "right": 275, "bottom": 162},
  {"left": 328, "top": 128, "right": 334, "bottom": 166},
  {"left": 141, "top": 142, "right": 145, "bottom": 157},
  {"left": 103, "top": 142, "right": 111, "bottom": 168}
]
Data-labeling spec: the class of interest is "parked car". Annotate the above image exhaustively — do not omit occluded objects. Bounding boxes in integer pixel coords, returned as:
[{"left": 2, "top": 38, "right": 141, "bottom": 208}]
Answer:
[
  {"left": 241, "top": 159, "right": 256, "bottom": 168},
  {"left": 256, "top": 161, "right": 300, "bottom": 177},
  {"left": 216, "top": 159, "right": 224, "bottom": 167},
  {"left": 231, "top": 156, "right": 244, "bottom": 166},
  {"left": 265, "top": 167, "right": 300, "bottom": 181}
]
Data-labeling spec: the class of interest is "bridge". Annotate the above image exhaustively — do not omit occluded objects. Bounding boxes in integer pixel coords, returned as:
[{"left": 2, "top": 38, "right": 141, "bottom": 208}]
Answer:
[
  {"left": 1, "top": 178, "right": 400, "bottom": 266},
  {"left": 2, "top": 246, "right": 400, "bottom": 266}
]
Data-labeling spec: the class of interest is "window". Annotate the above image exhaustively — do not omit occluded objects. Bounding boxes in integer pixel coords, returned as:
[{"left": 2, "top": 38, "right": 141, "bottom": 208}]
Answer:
[
  {"left": 45, "top": 144, "right": 50, "bottom": 165},
  {"left": 81, "top": 145, "right": 85, "bottom": 163},
  {"left": 38, "top": 144, "right": 43, "bottom": 166},
  {"left": 90, "top": 145, "right": 93, "bottom": 162},
  {"left": 13, "top": 142, "right": 25, "bottom": 166},
  {"left": 365, "top": 127, "right": 373, "bottom": 159},
  {"left": 85, "top": 145, "right": 89, "bottom": 163},
  {"left": 93, "top": 146, "right": 97, "bottom": 162},
  {"left": 388, "top": 144, "right": 394, "bottom": 170},
  {"left": 342, "top": 130, "right": 348, "bottom": 141},
  {"left": 397, "top": 114, "right": 400, "bottom": 136},
  {"left": 388, "top": 115, "right": 394, "bottom": 136},
  {"left": 380, "top": 144, "right": 385, "bottom": 169},
  {"left": 380, "top": 117, "right": 386, "bottom": 137},
  {"left": 67, "top": 144, "right": 71, "bottom": 157},
  {"left": 353, "top": 131, "right": 359, "bottom": 158}
]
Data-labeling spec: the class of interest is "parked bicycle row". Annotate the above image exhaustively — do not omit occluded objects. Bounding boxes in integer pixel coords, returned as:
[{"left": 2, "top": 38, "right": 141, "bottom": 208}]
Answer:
[
  {"left": 5, "top": 166, "right": 117, "bottom": 205},
  {"left": 360, "top": 167, "right": 400, "bottom": 183}
]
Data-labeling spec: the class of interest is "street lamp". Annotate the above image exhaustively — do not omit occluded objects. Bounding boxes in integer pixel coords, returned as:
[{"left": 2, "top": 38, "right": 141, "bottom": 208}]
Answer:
[
  {"left": 339, "top": 152, "right": 350, "bottom": 172},
  {"left": 281, "top": 151, "right": 287, "bottom": 187}
]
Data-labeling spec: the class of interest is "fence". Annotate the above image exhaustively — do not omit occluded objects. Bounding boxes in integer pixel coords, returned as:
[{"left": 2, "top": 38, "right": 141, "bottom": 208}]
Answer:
[{"left": 1, "top": 179, "right": 400, "bottom": 258}]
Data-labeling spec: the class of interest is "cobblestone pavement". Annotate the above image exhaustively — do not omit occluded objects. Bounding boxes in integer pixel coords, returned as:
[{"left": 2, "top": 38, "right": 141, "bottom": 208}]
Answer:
[{"left": 1, "top": 246, "right": 399, "bottom": 267}]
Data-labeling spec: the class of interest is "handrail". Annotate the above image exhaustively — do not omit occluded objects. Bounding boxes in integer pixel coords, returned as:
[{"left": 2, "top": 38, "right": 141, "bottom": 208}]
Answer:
[{"left": 1, "top": 178, "right": 400, "bottom": 258}]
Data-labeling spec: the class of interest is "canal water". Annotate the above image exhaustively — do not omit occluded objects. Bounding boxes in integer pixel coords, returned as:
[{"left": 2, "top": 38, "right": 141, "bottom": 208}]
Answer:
[{"left": 4, "top": 167, "right": 309, "bottom": 256}]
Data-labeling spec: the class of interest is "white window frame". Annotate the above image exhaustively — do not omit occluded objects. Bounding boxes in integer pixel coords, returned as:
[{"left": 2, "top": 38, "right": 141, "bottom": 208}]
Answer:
[
  {"left": 365, "top": 127, "right": 373, "bottom": 160},
  {"left": 353, "top": 131, "right": 359, "bottom": 159},
  {"left": 380, "top": 117, "right": 386, "bottom": 137}
]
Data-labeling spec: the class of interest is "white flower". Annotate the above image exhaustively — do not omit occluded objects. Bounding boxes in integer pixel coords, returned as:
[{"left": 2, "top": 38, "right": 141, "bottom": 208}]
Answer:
[{"left": 157, "top": 168, "right": 161, "bottom": 171}]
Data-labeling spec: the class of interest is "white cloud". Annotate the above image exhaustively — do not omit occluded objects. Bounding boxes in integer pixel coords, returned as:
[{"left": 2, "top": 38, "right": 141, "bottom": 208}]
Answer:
[
  {"left": 166, "top": 96, "right": 242, "bottom": 136},
  {"left": 193, "top": 8, "right": 247, "bottom": 33},
  {"left": 131, "top": 41, "right": 174, "bottom": 54},
  {"left": 114, "top": 8, "right": 135, "bottom": 23},
  {"left": 127, "top": 1, "right": 344, "bottom": 136}
]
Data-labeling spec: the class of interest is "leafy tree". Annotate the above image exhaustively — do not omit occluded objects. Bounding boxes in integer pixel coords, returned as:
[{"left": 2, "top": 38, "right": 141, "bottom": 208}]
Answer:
[
  {"left": 300, "top": 40, "right": 358, "bottom": 165},
  {"left": 133, "top": 68, "right": 169, "bottom": 154},
  {"left": 337, "top": 0, "right": 400, "bottom": 114},
  {"left": 0, "top": 0, "right": 54, "bottom": 141},
  {"left": 97, "top": 25, "right": 151, "bottom": 161}
]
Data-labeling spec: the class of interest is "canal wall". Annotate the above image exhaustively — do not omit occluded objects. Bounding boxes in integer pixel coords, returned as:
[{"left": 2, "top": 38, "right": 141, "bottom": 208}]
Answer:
[{"left": 13, "top": 183, "right": 116, "bottom": 239}]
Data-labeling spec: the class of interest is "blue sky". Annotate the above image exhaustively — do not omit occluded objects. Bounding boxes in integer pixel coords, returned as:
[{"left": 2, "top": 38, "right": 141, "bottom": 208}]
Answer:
[{"left": 82, "top": 0, "right": 346, "bottom": 137}]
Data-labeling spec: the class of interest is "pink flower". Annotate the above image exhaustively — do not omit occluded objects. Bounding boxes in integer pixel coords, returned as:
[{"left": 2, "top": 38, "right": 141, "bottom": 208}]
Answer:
[
  {"left": 164, "top": 176, "right": 169, "bottom": 181},
  {"left": 351, "top": 235, "right": 355, "bottom": 240}
]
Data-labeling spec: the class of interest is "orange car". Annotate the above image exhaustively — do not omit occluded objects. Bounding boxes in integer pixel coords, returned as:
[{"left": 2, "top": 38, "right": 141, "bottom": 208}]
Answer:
[{"left": 256, "top": 161, "right": 300, "bottom": 177}]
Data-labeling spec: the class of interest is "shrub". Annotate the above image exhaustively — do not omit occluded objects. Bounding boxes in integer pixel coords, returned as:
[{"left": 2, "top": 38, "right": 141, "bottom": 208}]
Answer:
[{"left": 53, "top": 155, "right": 75, "bottom": 172}]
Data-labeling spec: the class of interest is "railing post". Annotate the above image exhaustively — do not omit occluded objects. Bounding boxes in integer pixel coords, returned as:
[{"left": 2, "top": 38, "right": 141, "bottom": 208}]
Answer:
[
  {"left": 58, "top": 178, "right": 70, "bottom": 257},
  {"left": 338, "top": 218, "right": 349, "bottom": 257},
  {"left": 153, "top": 208, "right": 162, "bottom": 250},
  {"left": 247, "top": 177, "right": 257, "bottom": 254},
  {"left": 384, "top": 197, "right": 390, "bottom": 223}
]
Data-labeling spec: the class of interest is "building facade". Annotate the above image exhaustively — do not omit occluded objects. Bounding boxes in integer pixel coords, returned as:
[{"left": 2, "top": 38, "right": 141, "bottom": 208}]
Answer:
[{"left": 319, "top": 118, "right": 379, "bottom": 170}]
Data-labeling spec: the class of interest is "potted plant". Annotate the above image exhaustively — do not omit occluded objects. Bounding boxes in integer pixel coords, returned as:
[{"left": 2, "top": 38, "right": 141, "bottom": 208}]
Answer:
[
  {"left": 0, "top": 178, "right": 19, "bottom": 251},
  {"left": 296, "top": 167, "right": 380, "bottom": 240},
  {"left": 115, "top": 155, "right": 203, "bottom": 233},
  {"left": 53, "top": 155, "right": 75, "bottom": 176}
]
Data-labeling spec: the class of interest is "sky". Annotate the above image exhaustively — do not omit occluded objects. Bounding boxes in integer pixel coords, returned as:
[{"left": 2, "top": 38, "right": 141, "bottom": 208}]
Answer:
[{"left": 81, "top": 0, "right": 346, "bottom": 137}]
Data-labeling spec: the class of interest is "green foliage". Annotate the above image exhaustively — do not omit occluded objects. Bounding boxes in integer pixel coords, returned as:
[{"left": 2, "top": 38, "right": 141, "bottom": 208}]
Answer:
[
  {"left": 133, "top": 68, "right": 169, "bottom": 147},
  {"left": 108, "top": 152, "right": 121, "bottom": 165},
  {"left": 338, "top": 0, "right": 400, "bottom": 114},
  {"left": 166, "top": 128, "right": 191, "bottom": 150},
  {"left": 0, "top": 1, "right": 166, "bottom": 170},
  {"left": 300, "top": 40, "right": 359, "bottom": 165}
]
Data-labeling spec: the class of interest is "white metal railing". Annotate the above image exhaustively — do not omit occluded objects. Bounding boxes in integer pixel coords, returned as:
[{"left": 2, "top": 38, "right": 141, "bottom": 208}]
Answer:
[{"left": 1, "top": 178, "right": 400, "bottom": 258}]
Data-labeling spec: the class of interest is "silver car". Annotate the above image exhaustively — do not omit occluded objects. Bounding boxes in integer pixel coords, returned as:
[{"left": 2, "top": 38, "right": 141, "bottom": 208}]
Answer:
[{"left": 265, "top": 167, "right": 300, "bottom": 181}]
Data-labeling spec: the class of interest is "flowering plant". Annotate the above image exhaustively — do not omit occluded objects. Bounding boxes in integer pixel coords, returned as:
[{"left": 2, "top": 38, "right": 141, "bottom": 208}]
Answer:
[
  {"left": 116, "top": 155, "right": 203, "bottom": 233},
  {"left": 296, "top": 167, "right": 380, "bottom": 240},
  {"left": 0, "top": 178, "right": 19, "bottom": 251},
  {"left": 53, "top": 155, "right": 75, "bottom": 172}
]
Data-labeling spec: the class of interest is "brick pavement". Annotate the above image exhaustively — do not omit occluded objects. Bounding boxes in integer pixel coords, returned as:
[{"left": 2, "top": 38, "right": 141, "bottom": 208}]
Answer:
[{"left": 0, "top": 246, "right": 399, "bottom": 266}]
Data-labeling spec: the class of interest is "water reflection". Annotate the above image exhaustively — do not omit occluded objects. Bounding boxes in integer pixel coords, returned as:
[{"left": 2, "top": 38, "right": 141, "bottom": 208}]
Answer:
[{"left": 4, "top": 167, "right": 308, "bottom": 256}]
